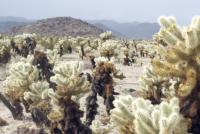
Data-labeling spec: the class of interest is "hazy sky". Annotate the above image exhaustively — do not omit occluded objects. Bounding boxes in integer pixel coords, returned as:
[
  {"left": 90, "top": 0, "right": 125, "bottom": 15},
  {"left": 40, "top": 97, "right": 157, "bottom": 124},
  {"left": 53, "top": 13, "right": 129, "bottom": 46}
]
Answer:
[{"left": 1, "top": 0, "right": 200, "bottom": 23}]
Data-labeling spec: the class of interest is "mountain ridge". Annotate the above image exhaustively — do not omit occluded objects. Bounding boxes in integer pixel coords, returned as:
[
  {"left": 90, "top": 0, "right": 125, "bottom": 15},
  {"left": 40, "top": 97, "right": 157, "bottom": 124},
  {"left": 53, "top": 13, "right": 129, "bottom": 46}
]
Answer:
[
  {"left": 2, "top": 17, "right": 104, "bottom": 37},
  {"left": 0, "top": 16, "right": 160, "bottom": 39},
  {"left": 87, "top": 19, "right": 160, "bottom": 39}
]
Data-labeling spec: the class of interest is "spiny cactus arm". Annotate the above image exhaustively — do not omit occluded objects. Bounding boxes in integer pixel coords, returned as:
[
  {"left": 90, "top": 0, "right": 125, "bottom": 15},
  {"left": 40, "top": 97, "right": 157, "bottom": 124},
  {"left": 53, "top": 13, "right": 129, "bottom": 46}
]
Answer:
[
  {"left": 55, "top": 80, "right": 90, "bottom": 97},
  {"left": 23, "top": 81, "right": 52, "bottom": 106},
  {"left": 134, "top": 111, "right": 156, "bottom": 134},
  {"left": 170, "top": 46, "right": 192, "bottom": 60},
  {"left": 46, "top": 88, "right": 64, "bottom": 122},
  {"left": 46, "top": 49, "right": 60, "bottom": 66},
  {"left": 91, "top": 120, "right": 113, "bottom": 134},
  {"left": 177, "top": 67, "right": 197, "bottom": 97},
  {"left": 133, "top": 97, "right": 188, "bottom": 134},
  {"left": 159, "top": 98, "right": 188, "bottom": 134},
  {"left": 158, "top": 16, "right": 184, "bottom": 45},
  {"left": 110, "top": 95, "right": 135, "bottom": 133},
  {"left": 113, "top": 96, "right": 134, "bottom": 118},
  {"left": 151, "top": 59, "right": 183, "bottom": 77},
  {"left": 47, "top": 107, "right": 64, "bottom": 122}
]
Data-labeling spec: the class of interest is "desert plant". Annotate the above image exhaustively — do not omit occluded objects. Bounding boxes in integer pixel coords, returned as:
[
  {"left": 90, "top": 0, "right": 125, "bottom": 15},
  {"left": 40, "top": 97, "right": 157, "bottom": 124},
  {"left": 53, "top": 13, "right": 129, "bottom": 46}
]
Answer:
[
  {"left": 98, "top": 40, "right": 119, "bottom": 60},
  {"left": 136, "top": 16, "right": 200, "bottom": 133},
  {"left": 2, "top": 57, "right": 39, "bottom": 119},
  {"left": 48, "top": 61, "right": 92, "bottom": 133},
  {"left": 100, "top": 31, "right": 112, "bottom": 41},
  {"left": 122, "top": 47, "right": 132, "bottom": 66},
  {"left": 32, "top": 50, "right": 55, "bottom": 88},
  {"left": 24, "top": 81, "right": 52, "bottom": 126},
  {"left": 85, "top": 57, "right": 125, "bottom": 126},
  {"left": 110, "top": 96, "right": 188, "bottom": 134},
  {"left": 0, "top": 41, "right": 11, "bottom": 64},
  {"left": 139, "top": 64, "right": 180, "bottom": 104},
  {"left": 11, "top": 33, "right": 37, "bottom": 57}
]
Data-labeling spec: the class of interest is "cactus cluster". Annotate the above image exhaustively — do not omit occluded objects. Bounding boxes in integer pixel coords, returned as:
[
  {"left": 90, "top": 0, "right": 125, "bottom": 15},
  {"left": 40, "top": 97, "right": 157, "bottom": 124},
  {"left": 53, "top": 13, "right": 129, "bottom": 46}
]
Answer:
[
  {"left": 11, "top": 33, "right": 37, "bottom": 57},
  {"left": 110, "top": 96, "right": 188, "bottom": 134},
  {"left": 47, "top": 61, "right": 91, "bottom": 133},
  {"left": 107, "top": 16, "right": 200, "bottom": 134},
  {"left": 98, "top": 40, "right": 119, "bottom": 60},
  {"left": 3, "top": 16, "right": 200, "bottom": 134},
  {"left": 99, "top": 31, "right": 112, "bottom": 41},
  {"left": 0, "top": 40, "right": 11, "bottom": 64}
]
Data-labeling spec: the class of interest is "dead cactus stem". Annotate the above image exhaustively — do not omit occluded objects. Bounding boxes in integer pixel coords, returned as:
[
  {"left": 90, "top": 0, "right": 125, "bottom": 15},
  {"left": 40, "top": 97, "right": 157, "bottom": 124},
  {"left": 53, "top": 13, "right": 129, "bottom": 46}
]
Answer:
[
  {"left": 179, "top": 81, "right": 200, "bottom": 134},
  {"left": 51, "top": 97, "right": 92, "bottom": 134},
  {"left": 86, "top": 65, "right": 117, "bottom": 126},
  {"left": 32, "top": 51, "right": 56, "bottom": 88},
  {"left": 85, "top": 86, "right": 98, "bottom": 126},
  {"left": 0, "top": 93, "right": 24, "bottom": 120},
  {"left": 123, "top": 54, "right": 131, "bottom": 66}
]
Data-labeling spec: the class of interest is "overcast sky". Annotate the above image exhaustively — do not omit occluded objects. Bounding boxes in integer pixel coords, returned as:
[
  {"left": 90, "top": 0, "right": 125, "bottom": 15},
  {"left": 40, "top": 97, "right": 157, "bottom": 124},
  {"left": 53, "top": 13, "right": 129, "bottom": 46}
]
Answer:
[{"left": 1, "top": 0, "right": 200, "bottom": 24}]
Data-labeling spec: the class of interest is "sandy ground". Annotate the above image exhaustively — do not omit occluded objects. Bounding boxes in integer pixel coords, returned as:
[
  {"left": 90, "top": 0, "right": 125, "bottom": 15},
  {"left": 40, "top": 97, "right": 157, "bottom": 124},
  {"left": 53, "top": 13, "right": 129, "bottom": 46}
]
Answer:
[{"left": 0, "top": 53, "right": 150, "bottom": 134}]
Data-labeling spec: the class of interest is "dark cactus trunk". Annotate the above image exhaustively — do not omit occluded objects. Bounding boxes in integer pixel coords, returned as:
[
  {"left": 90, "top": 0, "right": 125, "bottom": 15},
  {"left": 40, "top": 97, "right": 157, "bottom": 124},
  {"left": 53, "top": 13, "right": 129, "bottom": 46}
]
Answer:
[{"left": 0, "top": 93, "right": 24, "bottom": 120}]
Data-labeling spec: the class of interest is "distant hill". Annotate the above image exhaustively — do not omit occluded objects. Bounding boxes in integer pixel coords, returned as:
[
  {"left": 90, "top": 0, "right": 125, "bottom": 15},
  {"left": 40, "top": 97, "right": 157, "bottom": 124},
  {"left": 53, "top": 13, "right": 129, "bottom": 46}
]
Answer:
[
  {"left": 92, "top": 23, "right": 126, "bottom": 37},
  {"left": 0, "top": 16, "right": 29, "bottom": 22},
  {"left": 0, "top": 16, "right": 31, "bottom": 32},
  {"left": 0, "top": 21, "right": 29, "bottom": 32},
  {"left": 3, "top": 17, "right": 104, "bottom": 37},
  {"left": 0, "top": 16, "right": 160, "bottom": 39},
  {"left": 87, "top": 20, "right": 160, "bottom": 39}
]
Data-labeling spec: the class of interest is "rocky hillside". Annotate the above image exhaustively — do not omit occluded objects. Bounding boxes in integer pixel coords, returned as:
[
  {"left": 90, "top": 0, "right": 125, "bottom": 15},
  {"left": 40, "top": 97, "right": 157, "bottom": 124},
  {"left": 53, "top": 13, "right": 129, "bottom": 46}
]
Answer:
[{"left": 4, "top": 17, "right": 104, "bottom": 37}]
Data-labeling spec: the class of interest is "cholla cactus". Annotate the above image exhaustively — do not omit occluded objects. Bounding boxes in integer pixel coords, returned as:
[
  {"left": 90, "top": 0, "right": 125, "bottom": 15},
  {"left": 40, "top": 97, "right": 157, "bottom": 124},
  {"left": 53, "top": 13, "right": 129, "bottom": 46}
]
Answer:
[
  {"left": 24, "top": 81, "right": 51, "bottom": 110},
  {"left": 0, "top": 42, "right": 11, "bottom": 64},
  {"left": 138, "top": 65, "right": 180, "bottom": 104},
  {"left": 1, "top": 58, "right": 39, "bottom": 119},
  {"left": 85, "top": 57, "right": 125, "bottom": 126},
  {"left": 98, "top": 40, "right": 119, "bottom": 60},
  {"left": 89, "top": 39, "right": 100, "bottom": 50},
  {"left": 57, "top": 37, "right": 73, "bottom": 54},
  {"left": 111, "top": 96, "right": 188, "bottom": 134},
  {"left": 48, "top": 61, "right": 91, "bottom": 133},
  {"left": 14, "top": 33, "right": 37, "bottom": 39},
  {"left": 122, "top": 47, "right": 132, "bottom": 66},
  {"left": 50, "top": 61, "right": 90, "bottom": 97},
  {"left": 133, "top": 97, "right": 188, "bottom": 134},
  {"left": 5, "top": 61, "right": 39, "bottom": 102},
  {"left": 91, "top": 120, "right": 112, "bottom": 134},
  {"left": 94, "top": 56, "right": 116, "bottom": 65},
  {"left": 139, "top": 16, "right": 200, "bottom": 133},
  {"left": 94, "top": 57, "right": 124, "bottom": 79},
  {"left": 75, "top": 37, "right": 94, "bottom": 60},
  {"left": 100, "top": 31, "right": 112, "bottom": 41},
  {"left": 39, "top": 37, "right": 59, "bottom": 50},
  {"left": 110, "top": 95, "right": 135, "bottom": 134},
  {"left": 12, "top": 33, "right": 37, "bottom": 57},
  {"left": 46, "top": 49, "right": 60, "bottom": 66}
]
